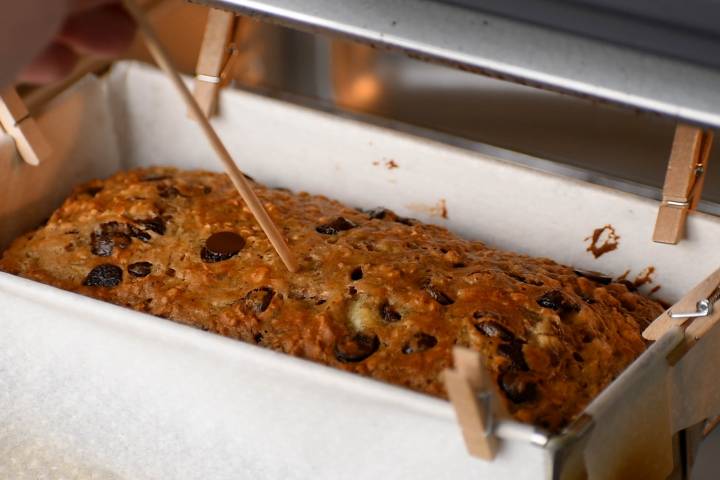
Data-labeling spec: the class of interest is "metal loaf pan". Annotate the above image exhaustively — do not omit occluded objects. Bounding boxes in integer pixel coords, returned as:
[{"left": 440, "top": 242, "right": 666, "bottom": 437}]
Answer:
[{"left": 1, "top": 63, "right": 720, "bottom": 479}]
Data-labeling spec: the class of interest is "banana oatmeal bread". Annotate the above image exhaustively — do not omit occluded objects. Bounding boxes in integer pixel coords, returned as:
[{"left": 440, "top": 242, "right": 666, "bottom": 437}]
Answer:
[{"left": 0, "top": 167, "right": 663, "bottom": 432}]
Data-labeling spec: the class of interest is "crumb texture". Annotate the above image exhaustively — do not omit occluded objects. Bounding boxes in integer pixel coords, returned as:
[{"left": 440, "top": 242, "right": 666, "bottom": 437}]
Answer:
[{"left": 0, "top": 167, "right": 664, "bottom": 432}]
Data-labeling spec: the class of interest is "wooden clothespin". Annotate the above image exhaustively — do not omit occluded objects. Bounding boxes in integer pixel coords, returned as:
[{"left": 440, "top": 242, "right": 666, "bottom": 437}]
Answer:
[
  {"left": 0, "top": 87, "right": 52, "bottom": 166},
  {"left": 643, "top": 266, "right": 720, "bottom": 346},
  {"left": 443, "top": 347, "right": 506, "bottom": 460},
  {"left": 653, "top": 124, "right": 713, "bottom": 244},
  {"left": 193, "top": 8, "right": 239, "bottom": 118}
]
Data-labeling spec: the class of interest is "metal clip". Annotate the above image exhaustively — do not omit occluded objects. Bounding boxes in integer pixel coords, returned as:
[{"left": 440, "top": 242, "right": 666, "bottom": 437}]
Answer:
[
  {"left": 670, "top": 286, "right": 720, "bottom": 319},
  {"left": 474, "top": 390, "right": 495, "bottom": 435},
  {"left": 195, "top": 73, "right": 222, "bottom": 84},
  {"left": 645, "top": 268, "right": 720, "bottom": 341}
]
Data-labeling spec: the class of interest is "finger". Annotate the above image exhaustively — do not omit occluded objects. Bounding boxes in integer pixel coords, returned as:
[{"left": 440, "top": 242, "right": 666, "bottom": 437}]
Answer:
[
  {"left": 59, "top": 4, "right": 136, "bottom": 57},
  {"left": 0, "top": 0, "right": 67, "bottom": 88},
  {"left": 17, "top": 42, "right": 79, "bottom": 85}
]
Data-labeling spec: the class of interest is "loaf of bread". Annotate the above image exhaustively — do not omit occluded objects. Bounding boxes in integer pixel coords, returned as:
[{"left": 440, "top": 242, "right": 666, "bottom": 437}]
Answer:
[{"left": 0, "top": 167, "right": 663, "bottom": 432}]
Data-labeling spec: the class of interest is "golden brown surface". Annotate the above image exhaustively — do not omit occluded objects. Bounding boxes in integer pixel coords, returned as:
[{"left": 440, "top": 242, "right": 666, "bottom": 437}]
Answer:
[{"left": 0, "top": 167, "right": 664, "bottom": 432}]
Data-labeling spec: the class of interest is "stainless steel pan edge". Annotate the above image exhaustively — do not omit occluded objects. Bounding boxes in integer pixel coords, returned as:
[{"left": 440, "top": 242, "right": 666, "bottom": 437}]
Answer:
[{"left": 191, "top": 0, "right": 720, "bottom": 129}]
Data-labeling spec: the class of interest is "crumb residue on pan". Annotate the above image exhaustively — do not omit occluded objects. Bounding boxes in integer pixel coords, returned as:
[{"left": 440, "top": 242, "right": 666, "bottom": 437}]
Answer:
[
  {"left": 406, "top": 199, "right": 448, "bottom": 220},
  {"left": 616, "top": 269, "right": 630, "bottom": 282},
  {"left": 633, "top": 266, "right": 656, "bottom": 289},
  {"left": 585, "top": 225, "right": 619, "bottom": 258},
  {"left": 373, "top": 159, "right": 399, "bottom": 170},
  {"left": 615, "top": 266, "right": 658, "bottom": 293},
  {"left": 439, "top": 199, "right": 448, "bottom": 219}
]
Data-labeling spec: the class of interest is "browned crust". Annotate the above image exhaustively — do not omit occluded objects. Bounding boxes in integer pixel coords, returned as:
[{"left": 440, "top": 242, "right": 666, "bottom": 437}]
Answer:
[{"left": 0, "top": 167, "right": 664, "bottom": 432}]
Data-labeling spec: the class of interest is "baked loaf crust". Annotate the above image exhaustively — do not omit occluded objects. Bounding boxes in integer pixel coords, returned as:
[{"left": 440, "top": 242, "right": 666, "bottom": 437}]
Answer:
[{"left": 0, "top": 167, "right": 663, "bottom": 432}]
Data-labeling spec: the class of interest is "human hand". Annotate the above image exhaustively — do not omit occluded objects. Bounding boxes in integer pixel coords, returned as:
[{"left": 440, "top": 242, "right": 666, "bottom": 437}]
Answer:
[{"left": 0, "top": 0, "right": 136, "bottom": 87}]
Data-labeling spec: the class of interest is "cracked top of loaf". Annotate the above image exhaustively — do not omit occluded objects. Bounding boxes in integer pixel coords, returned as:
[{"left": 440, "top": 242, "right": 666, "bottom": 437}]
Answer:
[{"left": 0, "top": 167, "right": 664, "bottom": 432}]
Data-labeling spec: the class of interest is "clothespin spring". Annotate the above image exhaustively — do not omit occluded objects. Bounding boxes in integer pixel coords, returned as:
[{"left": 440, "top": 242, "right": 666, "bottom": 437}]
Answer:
[
  {"left": 195, "top": 41, "right": 239, "bottom": 87},
  {"left": 670, "top": 285, "right": 720, "bottom": 319}
]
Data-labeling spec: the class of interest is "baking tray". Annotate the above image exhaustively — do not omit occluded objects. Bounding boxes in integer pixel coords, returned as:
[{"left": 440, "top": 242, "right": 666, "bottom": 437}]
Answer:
[{"left": 2, "top": 62, "right": 720, "bottom": 479}]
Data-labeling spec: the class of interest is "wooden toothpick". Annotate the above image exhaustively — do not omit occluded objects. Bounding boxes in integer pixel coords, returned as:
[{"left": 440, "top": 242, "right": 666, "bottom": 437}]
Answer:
[{"left": 123, "top": 0, "right": 298, "bottom": 273}]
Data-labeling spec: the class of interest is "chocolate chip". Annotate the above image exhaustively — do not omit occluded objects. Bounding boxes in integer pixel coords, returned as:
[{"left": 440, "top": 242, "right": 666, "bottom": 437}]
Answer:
[
  {"left": 498, "top": 341, "right": 529, "bottom": 371},
  {"left": 348, "top": 286, "right": 358, "bottom": 296},
  {"left": 84, "top": 186, "right": 103, "bottom": 197},
  {"left": 573, "top": 352, "right": 584, "bottom": 362},
  {"left": 507, "top": 272, "right": 543, "bottom": 286},
  {"left": 139, "top": 217, "right": 166, "bottom": 235},
  {"left": 335, "top": 333, "right": 380, "bottom": 363},
  {"left": 165, "top": 268, "right": 176, "bottom": 277},
  {"left": 157, "top": 185, "right": 180, "bottom": 198},
  {"left": 452, "top": 262, "right": 467, "bottom": 268},
  {"left": 380, "top": 302, "right": 402, "bottom": 322},
  {"left": 203, "top": 186, "right": 212, "bottom": 194},
  {"left": 402, "top": 332, "right": 438, "bottom": 354},
  {"left": 128, "top": 225, "right": 152, "bottom": 242},
  {"left": 90, "top": 233, "right": 115, "bottom": 257},
  {"left": 498, "top": 371, "right": 537, "bottom": 404},
  {"left": 580, "top": 294, "right": 596, "bottom": 305},
  {"left": 364, "top": 207, "right": 414, "bottom": 225},
  {"left": 536, "top": 290, "right": 580, "bottom": 314},
  {"left": 243, "top": 287, "right": 275, "bottom": 314},
  {"left": 128, "top": 262, "right": 153, "bottom": 278},
  {"left": 473, "top": 317, "right": 515, "bottom": 342},
  {"left": 254, "top": 333, "right": 264, "bottom": 344},
  {"left": 424, "top": 284, "right": 454, "bottom": 305},
  {"left": 201, "top": 232, "right": 245, "bottom": 263},
  {"left": 366, "top": 207, "right": 389, "bottom": 220},
  {"left": 316, "top": 217, "right": 357, "bottom": 235},
  {"left": 350, "top": 266, "right": 363, "bottom": 281},
  {"left": 83, "top": 264, "right": 123, "bottom": 287},
  {"left": 91, "top": 223, "right": 132, "bottom": 256}
]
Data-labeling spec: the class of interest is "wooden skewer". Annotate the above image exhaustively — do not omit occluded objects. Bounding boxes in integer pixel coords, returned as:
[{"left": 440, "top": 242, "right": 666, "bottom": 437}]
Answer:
[{"left": 122, "top": 0, "right": 298, "bottom": 273}]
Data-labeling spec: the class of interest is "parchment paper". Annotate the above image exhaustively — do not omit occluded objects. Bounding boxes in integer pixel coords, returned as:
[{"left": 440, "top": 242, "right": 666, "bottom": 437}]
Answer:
[{"left": 2, "top": 62, "right": 720, "bottom": 479}]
